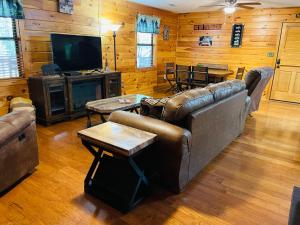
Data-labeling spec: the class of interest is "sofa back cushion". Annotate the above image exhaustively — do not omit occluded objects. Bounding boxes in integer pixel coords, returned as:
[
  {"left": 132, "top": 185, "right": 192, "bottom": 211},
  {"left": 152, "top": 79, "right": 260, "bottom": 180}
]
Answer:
[
  {"left": 162, "top": 88, "right": 214, "bottom": 123},
  {"left": 206, "top": 80, "right": 246, "bottom": 102}
]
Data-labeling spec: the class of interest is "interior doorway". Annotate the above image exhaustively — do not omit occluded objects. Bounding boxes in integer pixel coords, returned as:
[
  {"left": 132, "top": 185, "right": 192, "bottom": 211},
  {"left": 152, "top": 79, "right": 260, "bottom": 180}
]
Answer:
[{"left": 271, "top": 23, "right": 300, "bottom": 103}]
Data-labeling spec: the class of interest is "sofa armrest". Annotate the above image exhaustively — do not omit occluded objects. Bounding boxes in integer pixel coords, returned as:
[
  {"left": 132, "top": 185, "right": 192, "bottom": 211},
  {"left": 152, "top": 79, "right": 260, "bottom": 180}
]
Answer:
[
  {"left": 109, "top": 111, "right": 191, "bottom": 150},
  {"left": 0, "top": 111, "right": 35, "bottom": 146},
  {"left": 109, "top": 111, "right": 192, "bottom": 193}
]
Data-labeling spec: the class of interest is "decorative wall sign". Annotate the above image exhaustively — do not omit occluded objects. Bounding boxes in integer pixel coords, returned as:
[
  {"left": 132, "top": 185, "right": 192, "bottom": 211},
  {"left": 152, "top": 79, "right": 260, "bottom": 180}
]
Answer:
[
  {"left": 59, "top": 0, "right": 74, "bottom": 14},
  {"left": 199, "top": 36, "right": 213, "bottom": 46},
  {"left": 163, "top": 25, "right": 170, "bottom": 40},
  {"left": 194, "top": 24, "right": 222, "bottom": 30},
  {"left": 231, "top": 24, "right": 244, "bottom": 48}
]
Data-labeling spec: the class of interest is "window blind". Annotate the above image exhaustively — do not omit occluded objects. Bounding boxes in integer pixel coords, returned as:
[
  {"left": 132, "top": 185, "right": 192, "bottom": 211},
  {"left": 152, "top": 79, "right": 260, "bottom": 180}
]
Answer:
[{"left": 0, "top": 17, "right": 22, "bottom": 79}]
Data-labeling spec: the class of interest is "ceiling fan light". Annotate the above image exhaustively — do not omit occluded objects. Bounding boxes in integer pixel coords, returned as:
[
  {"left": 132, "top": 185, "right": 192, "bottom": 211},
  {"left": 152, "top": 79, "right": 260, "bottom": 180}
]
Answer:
[{"left": 224, "top": 6, "right": 236, "bottom": 14}]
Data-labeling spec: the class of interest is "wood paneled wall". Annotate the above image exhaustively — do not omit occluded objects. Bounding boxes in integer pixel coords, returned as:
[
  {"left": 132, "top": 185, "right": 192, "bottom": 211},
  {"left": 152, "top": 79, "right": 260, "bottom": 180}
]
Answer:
[
  {"left": 0, "top": 0, "right": 177, "bottom": 115},
  {"left": 101, "top": 0, "right": 177, "bottom": 94},
  {"left": 176, "top": 8, "right": 300, "bottom": 79}
]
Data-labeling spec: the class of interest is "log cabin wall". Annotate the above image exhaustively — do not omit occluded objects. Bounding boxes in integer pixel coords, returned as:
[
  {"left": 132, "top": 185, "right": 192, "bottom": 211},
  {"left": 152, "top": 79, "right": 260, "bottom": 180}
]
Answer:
[
  {"left": 176, "top": 8, "right": 300, "bottom": 96},
  {"left": 1, "top": 3, "right": 300, "bottom": 115},
  {"left": 0, "top": 0, "right": 177, "bottom": 115},
  {"left": 101, "top": 0, "right": 177, "bottom": 94}
]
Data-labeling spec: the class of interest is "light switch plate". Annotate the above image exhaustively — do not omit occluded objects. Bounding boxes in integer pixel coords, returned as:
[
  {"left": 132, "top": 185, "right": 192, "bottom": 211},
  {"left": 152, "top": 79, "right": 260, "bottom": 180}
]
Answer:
[{"left": 267, "top": 52, "right": 275, "bottom": 57}]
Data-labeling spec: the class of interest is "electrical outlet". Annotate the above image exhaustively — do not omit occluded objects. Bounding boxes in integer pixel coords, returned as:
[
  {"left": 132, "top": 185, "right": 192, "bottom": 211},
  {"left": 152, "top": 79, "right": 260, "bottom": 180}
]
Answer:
[{"left": 267, "top": 52, "right": 274, "bottom": 57}]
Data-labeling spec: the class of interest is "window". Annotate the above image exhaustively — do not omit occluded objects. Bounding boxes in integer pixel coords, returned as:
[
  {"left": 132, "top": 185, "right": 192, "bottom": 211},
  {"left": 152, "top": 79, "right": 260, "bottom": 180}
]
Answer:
[
  {"left": 0, "top": 17, "right": 21, "bottom": 78},
  {"left": 137, "top": 32, "right": 154, "bottom": 68}
]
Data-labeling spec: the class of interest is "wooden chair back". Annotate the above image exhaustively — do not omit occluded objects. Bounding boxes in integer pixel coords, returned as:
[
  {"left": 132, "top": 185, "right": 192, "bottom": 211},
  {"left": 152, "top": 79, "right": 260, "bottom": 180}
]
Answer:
[
  {"left": 236, "top": 67, "right": 245, "bottom": 80},
  {"left": 176, "top": 65, "right": 191, "bottom": 83},
  {"left": 165, "top": 62, "right": 175, "bottom": 80},
  {"left": 191, "top": 66, "right": 209, "bottom": 85}
]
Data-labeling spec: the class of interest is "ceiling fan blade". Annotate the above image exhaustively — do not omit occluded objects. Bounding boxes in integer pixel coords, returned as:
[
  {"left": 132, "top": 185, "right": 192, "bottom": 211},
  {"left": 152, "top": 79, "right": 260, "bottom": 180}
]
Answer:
[
  {"left": 198, "top": 4, "right": 226, "bottom": 7},
  {"left": 238, "top": 5, "right": 254, "bottom": 9},
  {"left": 236, "top": 2, "right": 262, "bottom": 6}
]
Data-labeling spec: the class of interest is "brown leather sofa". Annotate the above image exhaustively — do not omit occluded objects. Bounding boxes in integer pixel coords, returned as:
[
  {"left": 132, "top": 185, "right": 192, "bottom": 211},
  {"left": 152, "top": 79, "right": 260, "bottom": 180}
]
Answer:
[
  {"left": 0, "top": 110, "right": 39, "bottom": 193},
  {"left": 109, "top": 80, "right": 250, "bottom": 193}
]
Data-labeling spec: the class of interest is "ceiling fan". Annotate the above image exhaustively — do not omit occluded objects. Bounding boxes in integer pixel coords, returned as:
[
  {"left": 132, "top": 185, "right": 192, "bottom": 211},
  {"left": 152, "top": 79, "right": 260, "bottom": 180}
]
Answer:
[{"left": 200, "top": 0, "right": 262, "bottom": 14}]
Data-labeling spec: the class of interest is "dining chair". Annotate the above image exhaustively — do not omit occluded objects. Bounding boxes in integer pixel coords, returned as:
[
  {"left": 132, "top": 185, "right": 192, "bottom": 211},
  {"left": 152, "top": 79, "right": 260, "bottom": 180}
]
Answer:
[
  {"left": 176, "top": 65, "right": 192, "bottom": 91},
  {"left": 235, "top": 67, "right": 246, "bottom": 80},
  {"left": 164, "top": 62, "right": 177, "bottom": 93},
  {"left": 191, "top": 66, "right": 209, "bottom": 88}
]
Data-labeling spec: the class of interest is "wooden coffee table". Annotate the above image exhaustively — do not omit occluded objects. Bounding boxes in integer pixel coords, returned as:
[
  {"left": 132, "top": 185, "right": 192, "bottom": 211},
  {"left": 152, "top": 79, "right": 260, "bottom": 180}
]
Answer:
[
  {"left": 85, "top": 94, "right": 149, "bottom": 127},
  {"left": 78, "top": 122, "right": 157, "bottom": 212}
]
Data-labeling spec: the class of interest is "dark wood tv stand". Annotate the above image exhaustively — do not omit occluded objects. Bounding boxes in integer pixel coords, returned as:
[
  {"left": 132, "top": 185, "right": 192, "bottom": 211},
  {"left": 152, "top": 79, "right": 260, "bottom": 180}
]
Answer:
[{"left": 28, "top": 72, "right": 121, "bottom": 125}]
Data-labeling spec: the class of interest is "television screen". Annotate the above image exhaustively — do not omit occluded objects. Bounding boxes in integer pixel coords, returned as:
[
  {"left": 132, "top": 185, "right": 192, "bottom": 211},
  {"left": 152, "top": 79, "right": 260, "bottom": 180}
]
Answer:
[{"left": 51, "top": 34, "right": 102, "bottom": 71}]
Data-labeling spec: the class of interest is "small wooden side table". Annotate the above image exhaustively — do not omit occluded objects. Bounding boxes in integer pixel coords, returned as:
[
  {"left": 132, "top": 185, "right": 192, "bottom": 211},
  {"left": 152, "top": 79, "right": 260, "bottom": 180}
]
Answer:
[{"left": 78, "top": 122, "right": 157, "bottom": 212}]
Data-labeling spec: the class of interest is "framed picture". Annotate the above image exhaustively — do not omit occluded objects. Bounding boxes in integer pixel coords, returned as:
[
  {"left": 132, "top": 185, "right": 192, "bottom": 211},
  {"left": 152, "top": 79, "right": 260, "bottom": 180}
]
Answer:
[
  {"left": 199, "top": 36, "right": 212, "bottom": 46},
  {"left": 163, "top": 25, "right": 170, "bottom": 40},
  {"left": 59, "top": 0, "right": 74, "bottom": 14}
]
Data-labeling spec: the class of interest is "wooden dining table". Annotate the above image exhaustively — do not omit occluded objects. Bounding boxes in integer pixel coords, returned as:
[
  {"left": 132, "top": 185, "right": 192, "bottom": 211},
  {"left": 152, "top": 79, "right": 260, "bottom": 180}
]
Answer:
[{"left": 208, "top": 69, "right": 234, "bottom": 81}]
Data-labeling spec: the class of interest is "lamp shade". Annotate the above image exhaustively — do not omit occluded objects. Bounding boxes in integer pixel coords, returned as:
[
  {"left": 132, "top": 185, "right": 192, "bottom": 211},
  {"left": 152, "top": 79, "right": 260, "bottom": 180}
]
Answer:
[{"left": 111, "top": 24, "right": 122, "bottom": 32}]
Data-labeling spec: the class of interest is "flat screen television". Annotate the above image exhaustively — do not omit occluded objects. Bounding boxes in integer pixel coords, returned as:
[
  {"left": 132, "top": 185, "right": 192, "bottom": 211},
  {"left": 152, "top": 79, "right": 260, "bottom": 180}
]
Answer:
[{"left": 51, "top": 34, "right": 102, "bottom": 71}]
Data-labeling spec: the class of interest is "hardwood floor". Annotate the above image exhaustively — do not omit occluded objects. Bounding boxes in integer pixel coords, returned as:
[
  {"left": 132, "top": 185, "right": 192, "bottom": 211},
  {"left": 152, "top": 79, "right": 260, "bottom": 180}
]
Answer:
[{"left": 0, "top": 100, "right": 299, "bottom": 225}]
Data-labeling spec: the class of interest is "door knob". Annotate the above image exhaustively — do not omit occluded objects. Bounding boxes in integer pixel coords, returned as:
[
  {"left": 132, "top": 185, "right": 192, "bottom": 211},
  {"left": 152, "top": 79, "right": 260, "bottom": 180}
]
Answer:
[{"left": 276, "top": 59, "right": 281, "bottom": 68}]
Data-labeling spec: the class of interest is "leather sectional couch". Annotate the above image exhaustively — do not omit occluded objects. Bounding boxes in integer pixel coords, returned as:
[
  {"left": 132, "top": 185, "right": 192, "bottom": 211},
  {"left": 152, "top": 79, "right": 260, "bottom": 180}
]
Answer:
[{"left": 109, "top": 80, "right": 251, "bottom": 193}]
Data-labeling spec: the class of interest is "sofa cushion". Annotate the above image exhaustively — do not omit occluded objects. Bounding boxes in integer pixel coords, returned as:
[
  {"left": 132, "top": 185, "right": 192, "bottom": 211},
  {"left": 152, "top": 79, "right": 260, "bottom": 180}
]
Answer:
[
  {"left": 162, "top": 88, "right": 214, "bottom": 123},
  {"left": 206, "top": 80, "right": 246, "bottom": 102},
  {"left": 0, "top": 111, "right": 35, "bottom": 146},
  {"left": 228, "top": 79, "right": 246, "bottom": 93}
]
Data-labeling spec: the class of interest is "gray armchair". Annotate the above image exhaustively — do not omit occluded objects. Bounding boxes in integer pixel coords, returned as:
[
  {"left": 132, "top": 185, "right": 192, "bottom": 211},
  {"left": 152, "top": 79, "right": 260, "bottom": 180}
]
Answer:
[{"left": 245, "top": 67, "right": 274, "bottom": 113}]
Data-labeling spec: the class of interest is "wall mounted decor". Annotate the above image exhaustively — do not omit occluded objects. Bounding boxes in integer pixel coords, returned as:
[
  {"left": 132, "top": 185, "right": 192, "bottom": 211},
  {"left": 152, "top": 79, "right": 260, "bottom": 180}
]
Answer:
[
  {"left": 199, "top": 36, "right": 213, "bottom": 46},
  {"left": 194, "top": 24, "right": 222, "bottom": 30},
  {"left": 59, "top": 0, "right": 74, "bottom": 14},
  {"left": 231, "top": 24, "right": 244, "bottom": 48},
  {"left": 296, "top": 13, "right": 300, "bottom": 18},
  {"left": 163, "top": 25, "right": 170, "bottom": 40}
]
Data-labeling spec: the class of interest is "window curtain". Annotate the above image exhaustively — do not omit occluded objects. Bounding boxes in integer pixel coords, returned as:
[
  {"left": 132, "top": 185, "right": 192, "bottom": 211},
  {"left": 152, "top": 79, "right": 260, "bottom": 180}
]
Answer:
[
  {"left": 136, "top": 14, "right": 160, "bottom": 34},
  {"left": 0, "top": 0, "right": 24, "bottom": 19}
]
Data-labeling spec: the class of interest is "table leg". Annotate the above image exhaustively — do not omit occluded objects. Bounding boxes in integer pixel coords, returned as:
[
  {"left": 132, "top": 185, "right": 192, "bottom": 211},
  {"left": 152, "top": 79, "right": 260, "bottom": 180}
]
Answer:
[
  {"left": 82, "top": 142, "right": 150, "bottom": 212},
  {"left": 100, "top": 114, "right": 107, "bottom": 123},
  {"left": 84, "top": 148, "right": 102, "bottom": 187},
  {"left": 86, "top": 110, "right": 92, "bottom": 128}
]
